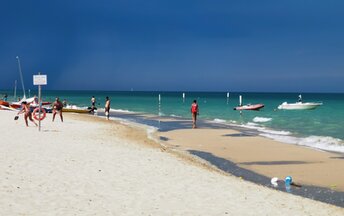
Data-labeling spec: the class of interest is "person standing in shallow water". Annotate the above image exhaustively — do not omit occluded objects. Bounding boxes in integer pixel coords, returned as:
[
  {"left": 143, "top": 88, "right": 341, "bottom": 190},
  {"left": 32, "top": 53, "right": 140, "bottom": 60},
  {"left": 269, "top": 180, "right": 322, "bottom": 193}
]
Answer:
[
  {"left": 105, "top": 96, "right": 110, "bottom": 120},
  {"left": 91, "top": 96, "right": 96, "bottom": 107},
  {"left": 191, "top": 100, "right": 199, "bottom": 129},
  {"left": 90, "top": 96, "right": 96, "bottom": 114}
]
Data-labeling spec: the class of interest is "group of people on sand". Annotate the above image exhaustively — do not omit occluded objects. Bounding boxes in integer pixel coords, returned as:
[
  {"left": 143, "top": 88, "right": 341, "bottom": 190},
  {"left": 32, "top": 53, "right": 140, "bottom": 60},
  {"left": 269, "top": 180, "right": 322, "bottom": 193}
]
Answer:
[
  {"left": 17, "top": 97, "right": 64, "bottom": 127},
  {"left": 16, "top": 94, "right": 198, "bottom": 128},
  {"left": 17, "top": 96, "right": 112, "bottom": 127}
]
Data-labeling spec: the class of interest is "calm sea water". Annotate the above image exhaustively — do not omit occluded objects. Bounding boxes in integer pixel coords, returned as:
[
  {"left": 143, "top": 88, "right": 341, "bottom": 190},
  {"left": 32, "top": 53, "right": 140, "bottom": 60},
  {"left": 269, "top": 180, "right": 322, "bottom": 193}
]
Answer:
[{"left": 2, "top": 90, "right": 344, "bottom": 153}]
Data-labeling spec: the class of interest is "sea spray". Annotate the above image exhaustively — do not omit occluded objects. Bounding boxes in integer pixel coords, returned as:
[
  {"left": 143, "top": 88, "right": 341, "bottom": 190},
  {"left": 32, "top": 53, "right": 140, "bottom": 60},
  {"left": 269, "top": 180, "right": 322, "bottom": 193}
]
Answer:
[{"left": 253, "top": 117, "right": 272, "bottom": 123}]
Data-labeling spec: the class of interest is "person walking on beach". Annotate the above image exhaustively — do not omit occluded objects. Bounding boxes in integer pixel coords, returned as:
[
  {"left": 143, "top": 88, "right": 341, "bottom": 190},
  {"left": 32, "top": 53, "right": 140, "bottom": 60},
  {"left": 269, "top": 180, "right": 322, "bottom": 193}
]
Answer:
[
  {"left": 52, "top": 97, "right": 64, "bottom": 122},
  {"left": 17, "top": 101, "right": 37, "bottom": 127},
  {"left": 90, "top": 96, "right": 96, "bottom": 114},
  {"left": 191, "top": 100, "right": 199, "bottom": 129},
  {"left": 105, "top": 96, "right": 110, "bottom": 120},
  {"left": 91, "top": 96, "right": 96, "bottom": 107}
]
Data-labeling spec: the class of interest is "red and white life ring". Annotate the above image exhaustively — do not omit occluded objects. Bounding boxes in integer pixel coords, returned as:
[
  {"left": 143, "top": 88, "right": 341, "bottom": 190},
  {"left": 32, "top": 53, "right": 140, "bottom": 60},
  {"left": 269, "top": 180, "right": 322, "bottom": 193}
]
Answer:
[{"left": 32, "top": 107, "right": 46, "bottom": 121}]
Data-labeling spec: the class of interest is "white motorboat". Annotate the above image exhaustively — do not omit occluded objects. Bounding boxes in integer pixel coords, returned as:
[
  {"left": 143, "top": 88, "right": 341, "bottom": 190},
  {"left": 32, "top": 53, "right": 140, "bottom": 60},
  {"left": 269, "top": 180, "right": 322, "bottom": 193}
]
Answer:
[
  {"left": 278, "top": 102, "right": 322, "bottom": 110},
  {"left": 278, "top": 94, "right": 322, "bottom": 110}
]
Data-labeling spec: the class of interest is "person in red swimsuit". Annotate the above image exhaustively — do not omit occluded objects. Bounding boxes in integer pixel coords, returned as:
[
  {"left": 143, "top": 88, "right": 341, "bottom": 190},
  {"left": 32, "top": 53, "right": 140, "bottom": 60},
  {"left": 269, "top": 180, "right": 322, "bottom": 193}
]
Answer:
[{"left": 190, "top": 100, "right": 199, "bottom": 128}]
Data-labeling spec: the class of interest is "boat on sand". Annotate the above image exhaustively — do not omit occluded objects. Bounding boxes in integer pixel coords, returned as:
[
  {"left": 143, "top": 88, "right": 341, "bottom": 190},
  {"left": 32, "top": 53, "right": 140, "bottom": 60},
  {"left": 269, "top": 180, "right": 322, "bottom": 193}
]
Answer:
[
  {"left": 62, "top": 105, "right": 92, "bottom": 114},
  {"left": 0, "top": 100, "right": 9, "bottom": 107},
  {"left": 9, "top": 97, "right": 51, "bottom": 109},
  {"left": 62, "top": 108, "right": 91, "bottom": 113}
]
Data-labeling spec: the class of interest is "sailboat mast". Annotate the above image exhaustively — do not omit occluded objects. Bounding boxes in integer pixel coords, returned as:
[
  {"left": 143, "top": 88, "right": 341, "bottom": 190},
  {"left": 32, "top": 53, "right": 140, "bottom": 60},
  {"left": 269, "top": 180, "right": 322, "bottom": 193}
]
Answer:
[
  {"left": 16, "top": 56, "right": 26, "bottom": 99},
  {"left": 14, "top": 80, "right": 17, "bottom": 100}
]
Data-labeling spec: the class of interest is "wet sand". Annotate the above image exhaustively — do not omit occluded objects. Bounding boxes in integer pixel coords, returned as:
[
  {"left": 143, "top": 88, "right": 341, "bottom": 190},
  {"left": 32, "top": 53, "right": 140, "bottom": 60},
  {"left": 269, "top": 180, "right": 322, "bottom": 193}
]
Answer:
[
  {"left": 156, "top": 127, "right": 344, "bottom": 191},
  {"left": 96, "top": 111, "right": 344, "bottom": 193},
  {"left": 154, "top": 124, "right": 344, "bottom": 207},
  {"left": 94, "top": 110, "right": 344, "bottom": 206}
]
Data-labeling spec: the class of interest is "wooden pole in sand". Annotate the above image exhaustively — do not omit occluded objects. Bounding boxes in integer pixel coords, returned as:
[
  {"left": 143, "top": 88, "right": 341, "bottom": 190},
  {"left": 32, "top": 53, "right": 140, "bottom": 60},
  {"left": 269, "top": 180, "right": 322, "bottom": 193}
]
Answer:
[
  {"left": 33, "top": 73, "right": 47, "bottom": 132},
  {"left": 38, "top": 85, "right": 41, "bottom": 131}
]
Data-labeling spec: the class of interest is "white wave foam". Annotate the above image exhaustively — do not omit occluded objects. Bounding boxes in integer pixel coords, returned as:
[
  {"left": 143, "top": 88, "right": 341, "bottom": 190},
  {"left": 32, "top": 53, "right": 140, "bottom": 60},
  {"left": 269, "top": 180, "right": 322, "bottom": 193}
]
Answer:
[
  {"left": 261, "top": 134, "right": 344, "bottom": 153},
  {"left": 213, "top": 118, "right": 226, "bottom": 123},
  {"left": 259, "top": 128, "right": 291, "bottom": 135},
  {"left": 237, "top": 122, "right": 291, "bottom": 136},
  {"left": 228, "top": 120, "right": 344, "bottom": 153},
  {"left": 246, "top": 122, "right": 259, "bottom": 127},
  {"left": 65, "top": 104, "right": 88, "bottom": 109},
  {"left": 111, "top": 108, "right": 135, "bottom": 113},
  {"left": 253, "top": 117, "right": 272, "bottom": 123},
  {"left": 158, "top": 112, "right": 164, "bottom": 116},
  {"left": 170, "top": 114, "right": 182, "bottom": 118}
]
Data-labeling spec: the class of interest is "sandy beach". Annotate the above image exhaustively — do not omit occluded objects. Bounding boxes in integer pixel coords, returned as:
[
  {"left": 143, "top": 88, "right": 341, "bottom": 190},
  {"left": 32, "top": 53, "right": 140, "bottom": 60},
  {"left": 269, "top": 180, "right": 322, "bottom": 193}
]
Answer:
[{"left": 1, "top": 110, "right": 343, "bottom": 215}]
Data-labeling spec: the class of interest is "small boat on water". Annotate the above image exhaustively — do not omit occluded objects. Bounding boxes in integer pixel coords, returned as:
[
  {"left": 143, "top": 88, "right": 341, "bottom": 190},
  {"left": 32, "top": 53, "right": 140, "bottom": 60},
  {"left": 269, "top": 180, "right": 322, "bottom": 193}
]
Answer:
[
  {"left": 278, "top": 102, "right": 322, "bottom": 110},
  {"left": 277, "top": 95, "right": 322, "bottom": 110},
  {"left": 233, "top": 95, "right": 264, "bottom": 111},
  {"left": 234, "top": 103, "right": 265, "bottom": 111}
]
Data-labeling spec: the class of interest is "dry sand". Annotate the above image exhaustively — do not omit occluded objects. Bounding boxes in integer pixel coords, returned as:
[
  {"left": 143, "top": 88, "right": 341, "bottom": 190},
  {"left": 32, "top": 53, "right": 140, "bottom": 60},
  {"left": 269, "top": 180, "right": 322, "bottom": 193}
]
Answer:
[{"left": 0, "top": 110, "right": 343, "bottom": 215}]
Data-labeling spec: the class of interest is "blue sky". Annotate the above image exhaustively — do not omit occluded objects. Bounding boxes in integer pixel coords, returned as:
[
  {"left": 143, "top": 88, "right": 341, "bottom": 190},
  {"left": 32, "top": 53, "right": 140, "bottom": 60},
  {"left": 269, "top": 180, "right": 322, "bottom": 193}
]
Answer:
[{"left": 1, "top": 0, "right": 343, "bottom": 92}]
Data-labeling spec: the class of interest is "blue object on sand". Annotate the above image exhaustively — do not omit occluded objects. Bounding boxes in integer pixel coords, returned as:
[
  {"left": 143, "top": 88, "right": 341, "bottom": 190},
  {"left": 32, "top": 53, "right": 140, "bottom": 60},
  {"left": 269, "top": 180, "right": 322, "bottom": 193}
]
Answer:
[{"left": 285, "top": 176, "right": 292, "bottom": 185}]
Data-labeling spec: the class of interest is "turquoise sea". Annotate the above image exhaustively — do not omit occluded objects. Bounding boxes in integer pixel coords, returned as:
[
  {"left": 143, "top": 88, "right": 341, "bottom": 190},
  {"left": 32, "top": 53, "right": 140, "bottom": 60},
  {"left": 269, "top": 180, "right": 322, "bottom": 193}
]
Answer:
[{"left": 2, "top": 90, "right": 344, "bottom": 153}]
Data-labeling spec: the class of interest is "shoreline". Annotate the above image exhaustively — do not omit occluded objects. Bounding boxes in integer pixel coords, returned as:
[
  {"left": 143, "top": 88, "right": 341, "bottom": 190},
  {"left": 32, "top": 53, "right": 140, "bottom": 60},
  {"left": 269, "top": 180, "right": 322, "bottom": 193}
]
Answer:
[
  {"left": 1, "top": 110, "right": 344, "bottom": 214},
  {"left": 72, "top": 112, "right": 344, "bottom": 207},
  {"left": 92, "top": 107, "right": 344, "bottom": 153},
  {"left": 94, "top": 110, "right": 344, "bottom": 207}
]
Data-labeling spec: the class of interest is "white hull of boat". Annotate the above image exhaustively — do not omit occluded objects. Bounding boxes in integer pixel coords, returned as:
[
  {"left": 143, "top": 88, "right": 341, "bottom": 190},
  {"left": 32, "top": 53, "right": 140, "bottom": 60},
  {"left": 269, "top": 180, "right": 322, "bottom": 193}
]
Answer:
[{"left": 278, "top": 102, "right": 322, "bottom": 110}]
